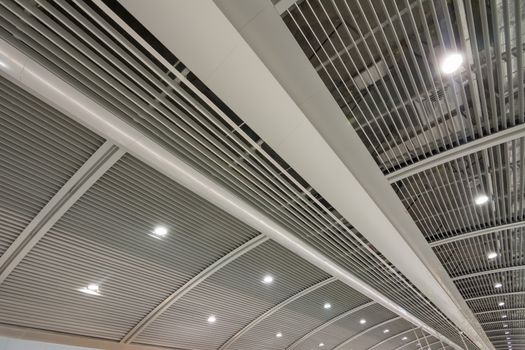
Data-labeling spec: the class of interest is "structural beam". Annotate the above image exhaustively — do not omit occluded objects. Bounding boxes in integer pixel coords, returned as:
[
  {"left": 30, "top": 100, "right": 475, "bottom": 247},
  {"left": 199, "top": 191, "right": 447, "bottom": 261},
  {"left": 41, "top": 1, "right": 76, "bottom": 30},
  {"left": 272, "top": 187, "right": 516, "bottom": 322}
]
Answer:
[
  {"left": 430, "top": 221, "right": 525, "bottom": 247},
  {"left": 286, "top": 301, "right": 376, "bottom": 350},
  {"left": 452, "top": 266, "right": 525, "bottom": 281},
  {"left": 332, "top": 317, "right": 401, "bottom": 350},
  {"left": 466, "top": 291, "right": 525, "bottom": 302},
  {"left": 0, "top": 141, "right": 124, "bottom": 284},
  {"left": 386, "top": 123, "right": 525, "bottom": 183},
  {"left": 121, "top": 235, "right": 268, "bottom": 343},
  {"left": 218, "top": 276, "right": 336, "bottom": 349},
  {"left": 367, "top": 327, "right": 418, "bottom": 350},
  {"left": 120, "top": 0, "right": 492, "bottom": 348}
]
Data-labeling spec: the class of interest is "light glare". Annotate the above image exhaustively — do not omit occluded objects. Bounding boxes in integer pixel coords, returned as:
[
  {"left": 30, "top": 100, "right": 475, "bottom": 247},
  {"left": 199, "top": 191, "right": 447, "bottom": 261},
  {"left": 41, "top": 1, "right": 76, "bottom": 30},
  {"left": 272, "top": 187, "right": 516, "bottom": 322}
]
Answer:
[
  {"left": 262, "top": 275, "right": 274, "bottom": 284},
  {"left": 441, "top": 52, "right": 464, "bottom": 74},
  {"left": 487, "top": 251, "right": 498, "bottom": 259},
  {"left": 323, "top": 302, "right": 331, "bottom": 309},
  {"left": 207, "top": 315, "right": 216, "bottom": 324},
  {"left": 475, "top": 194, "right": 489, "bottom": 205}
]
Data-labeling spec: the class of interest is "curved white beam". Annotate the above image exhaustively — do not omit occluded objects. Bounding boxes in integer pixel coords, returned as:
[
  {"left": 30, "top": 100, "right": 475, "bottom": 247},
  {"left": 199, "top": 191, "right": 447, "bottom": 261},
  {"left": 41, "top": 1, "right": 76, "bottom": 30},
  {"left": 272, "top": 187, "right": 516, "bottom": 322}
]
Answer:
[
  {"left": 0, "top": 36, "right": 462, "bottom": 350},
  {"left": 0, "top": 141, "right": 124, "bottom": 285},
  {"left": 332, "top": 317, "right": 401, "bottom": 350},
  {"left": 452, "top": 266, "right": 525, "bottom": 281},
  {"left": 286, "top": 301, "right": 376, "bottom": 350},
  {"left": 121, "top": 235, "right": 268, "bottom": 343},
  {"left": 430, "top": 221, "right": 525, "bottom": 247},
  {"left": 218, "top": 276, "right": 336, "bottom": 349}
]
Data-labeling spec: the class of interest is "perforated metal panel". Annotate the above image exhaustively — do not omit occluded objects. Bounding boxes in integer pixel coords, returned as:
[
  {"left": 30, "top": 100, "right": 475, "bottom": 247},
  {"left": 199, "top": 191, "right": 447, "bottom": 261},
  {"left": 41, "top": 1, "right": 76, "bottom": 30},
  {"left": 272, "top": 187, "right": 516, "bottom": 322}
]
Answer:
[
  {"left": 0, "top": 154, "right": 260, "bottom": 340},
  {"left": 0, "top": 75, "right": 103, "bottom": 256}
]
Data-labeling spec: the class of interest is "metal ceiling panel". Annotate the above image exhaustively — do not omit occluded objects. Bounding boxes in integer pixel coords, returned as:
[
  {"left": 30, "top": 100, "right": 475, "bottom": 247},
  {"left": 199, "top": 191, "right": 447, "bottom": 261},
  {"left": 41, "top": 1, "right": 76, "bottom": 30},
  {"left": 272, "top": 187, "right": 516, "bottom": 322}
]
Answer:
[
  {"left": 454, "top": 269, "right": 525, "bottom": 300},
  {"left": 468, "top": 293, "right": 525, "bottom": 314},
  {"left": 228, "top": 280, "right": 372, "bottom": 350},
  {"left": 134, "top": 240, "right": 330, "bottom": 349},
  {"left": 0, "top": 154, "right": 259, "bottom": 341},
  {"left": 0, "top": 75, "right": 103, "bottom": 256},
  {"left": 338, "top": 318, "right": 414, "bottom": 350}
]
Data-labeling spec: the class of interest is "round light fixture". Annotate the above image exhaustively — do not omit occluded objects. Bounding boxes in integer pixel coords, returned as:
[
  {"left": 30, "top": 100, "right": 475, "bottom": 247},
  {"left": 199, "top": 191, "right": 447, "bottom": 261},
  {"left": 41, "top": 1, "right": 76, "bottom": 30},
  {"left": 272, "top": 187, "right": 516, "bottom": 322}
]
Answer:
[
  {"left": 494, "top": 282, "right": 503, "bottom": 288},
  {"left": 359, "top": 319, "right": 366, "bottom": 325},
  {"left": 505, "top": 331, "right": 509, "bottom": 335},
  {"left": 323, "top": 302, "right": 331, "bottom": 309},
  {"left": 502, "top": 314, "right": 508, "bottom": 318},
  {"left": 383, "top": 329, "right": 390, "bottom": 334},
  {"left": 276, "top": 332, "right": 282, "bottom": 338},
  {"left": 499, "top": 301, "right": 505, "bottom": 307},
  {"left": 503, "top": 324, "right": 508, "bottom": 328},
  {"left": 402, "top": 337, "right": 408, "bottom": 341},
  {"left": 487, "top": 251, "right": 498, "bottom": 259},
  {"left": 319, "top": 343, "right": 324, "bottom": 347},
  {"left": 151, "top": 226, "right": 168, "bottom": 238},
  {"left": 207, "top": 315, "right": 216, "bottom": 324},
  {"left": 441, "top": 52, "right": 464, "bottom": 74},
  {"left": 79, "top": 283, "right": 100, "bottom": 296},
  {"left": 475, "top": 194, "right": 490, "bottom": 205},
  {"left": 262, "top": 275, "right": 274, "bottom": 284}
]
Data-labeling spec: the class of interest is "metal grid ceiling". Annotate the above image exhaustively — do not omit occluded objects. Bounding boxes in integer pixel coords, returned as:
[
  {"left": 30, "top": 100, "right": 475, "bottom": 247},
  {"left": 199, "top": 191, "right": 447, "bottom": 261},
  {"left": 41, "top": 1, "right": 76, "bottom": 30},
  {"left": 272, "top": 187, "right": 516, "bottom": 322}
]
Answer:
[
  {"left": 280, "top": 0, "right": 525, "bottom": 348},
  {"left": 0, "top": 154, "right": 259, "bottom": 340},
  {"left": 0, "top": 0, "right": 474, "bottom": 348},
  {"left": 0, "top": 74, "right": 103, "bottom": 256}
]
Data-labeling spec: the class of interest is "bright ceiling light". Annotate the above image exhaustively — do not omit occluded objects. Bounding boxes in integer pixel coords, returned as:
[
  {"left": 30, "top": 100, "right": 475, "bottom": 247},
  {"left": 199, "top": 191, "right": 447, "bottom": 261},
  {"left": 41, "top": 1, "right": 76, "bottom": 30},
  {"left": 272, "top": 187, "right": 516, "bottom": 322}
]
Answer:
[
  {"left": 276, "top": 332, "right": 282, "bottom": 338},
  {"left": 475, "top": 194, "right": 489, "bottom": 205},
  {"left": 505, "top": 331, "right": 509, "bottom": 335},
  {"left": 262, "top": 275, "right": 274, "bottom": 284},
  {"left": 323, "top": 302, "right": 331, "bottom": 309},
  {"left": 207, "top": 315, "right": 216, "bottom": 324},
  {"left": 498, "top": 301, "right": 505, "bottom": 307},
  {"left": 441, "top": 52, "right": 463, "bottom": 74},
  {"left": 150, "top": 226, "right": 168, "bottom": 239},
  {"left": 507, "top": 337, "right": 511, "bottom": 340},
  {"left": 502, "top": 314, "right": 508, "bottom": 318},
  {"left": 503, "top": 324, "right": 508, "bottom": 328},
  {"left": 319, "top": 343, "right": 324, "bottom": 347},
  {"left": 359, "top": 319, "right": 366, "bottom": 324},
  {"left": 383, "top": 329, "right": 390, "bottom": 334},
  {"left": 402, "top": 337, "right": 408, "bottom": 341},
  {"left": 79, "top": 283, "right": 100, "bottom": 296},
  {"left": 487, "top": 251, "right": 498, "bottom": 259},
  {"left": 494, "top": 282, "right": 503, "bottom": 288}
]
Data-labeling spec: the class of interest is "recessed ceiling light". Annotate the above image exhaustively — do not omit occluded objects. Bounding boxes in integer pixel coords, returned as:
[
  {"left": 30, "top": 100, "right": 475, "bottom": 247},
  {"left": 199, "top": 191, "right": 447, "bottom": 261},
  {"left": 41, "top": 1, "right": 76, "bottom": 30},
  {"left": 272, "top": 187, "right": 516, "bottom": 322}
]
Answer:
[
  {"left": 151, "top": 226, "right": 168, "bottom": 239},
  {"left": 276, "top": 332, "right": 282, "bottom": 338},
  {"left": 79, "top": 283, "right": 100, "bottom": 296},
  {"left": 207, "top": 315, "right": 216, "bottom": 324},
  {"left": 383, "top": 329, "right": 389, "bottom": 333},
  {"left": 487, "top": 251, "right": 498, "bottom": 259},
  {"left": 402, "top": 337, "right": 408, "bottom": 341},
  {"left": 499, "top": 301, "right": 505, "bottom": 307},
  {"left": 262, "top": 275, "right": 274, "bottom": 284},
  {"left": 475, "top": 194, "right": 489, "bottom": 205},
  {"left": 441, "top": 52, "right": 463, "bottom": 74},
  {"left": 508, "top": 342, "right": 512, "bottom": 344},
  {"left": 503, "top": 324, "right": 508, "bottom": 328},
  {"left": 502, "top": 314, "right": 508, "bottom": 318},
  {"left": 319, "top": 343, "right": 324, "bottom": 347},
  {"left": 505, "top": 331, "right": 509, "bottom": 335},
  {"left": 494, "top": 282, "right": 503, "bottom": 288},
  {"left": 323, "top": 302, "right": 331, "bottom": 309},
  {"left": 359, "top": 319, "right": 366, "bottom": 324},
  {"left": 507, "top": 337, "right": 511, "bottom": 340}
]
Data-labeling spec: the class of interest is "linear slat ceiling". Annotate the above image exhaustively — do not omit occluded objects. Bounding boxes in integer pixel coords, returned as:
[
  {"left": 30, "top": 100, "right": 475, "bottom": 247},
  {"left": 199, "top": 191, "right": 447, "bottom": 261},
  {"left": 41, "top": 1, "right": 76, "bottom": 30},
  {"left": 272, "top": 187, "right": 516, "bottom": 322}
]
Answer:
[{"left": 280, "top": 0, "right": 524, "bottom": 348}]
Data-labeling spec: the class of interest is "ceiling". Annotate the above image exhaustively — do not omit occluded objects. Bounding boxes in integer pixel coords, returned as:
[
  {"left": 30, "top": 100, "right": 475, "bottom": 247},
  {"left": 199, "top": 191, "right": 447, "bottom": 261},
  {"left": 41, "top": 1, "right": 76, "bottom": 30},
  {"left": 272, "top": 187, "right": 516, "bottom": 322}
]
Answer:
[{"left": 0, "top": 0, "right": 522, "bottom": 350}]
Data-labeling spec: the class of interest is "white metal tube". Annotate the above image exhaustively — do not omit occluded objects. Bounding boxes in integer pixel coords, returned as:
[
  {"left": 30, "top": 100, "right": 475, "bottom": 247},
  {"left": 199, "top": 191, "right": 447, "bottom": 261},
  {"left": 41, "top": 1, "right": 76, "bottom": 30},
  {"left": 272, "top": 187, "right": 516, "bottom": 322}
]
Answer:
[{"left": 0, "top": 38, "right": 463, "bottom": 350}]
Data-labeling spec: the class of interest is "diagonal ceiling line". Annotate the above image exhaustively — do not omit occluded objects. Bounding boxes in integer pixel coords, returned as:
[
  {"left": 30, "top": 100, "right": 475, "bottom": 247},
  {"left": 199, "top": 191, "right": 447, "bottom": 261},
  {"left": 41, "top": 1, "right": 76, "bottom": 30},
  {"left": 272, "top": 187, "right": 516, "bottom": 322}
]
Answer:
[
  {"left": 218, "top": 276, "right": 336, "bottom": 350},
  {"left": 452, "top": 266, "right": 525, "bottom": 281},
  {"left": 366, "top": 327, "right": 418, "bottom": 350},
  {"left": 475, "top": 308, "right": 525, "bottom": 316},
  {"left": 430, "top": 221, "right": 525, "bottom": 247},
  {"left": 481, "top": 319, "right": 525, "bottom": 326},
  {"left": 286, "top": 301, "right": 376, "bottom": 350},
  {"left": 0, "top": 140, "right": 124, "bottom": 285},
  {"left": 466, "top": 292, "right": 525, "bottom": 302},
  {"left": 386, "top": 123, "right": 525, "bottom": 183},
  {"left": 121, "top": 234, "right": 268, "bottom": 344},
  {"left": 332, "top": 316, "right": 401, "bottom": 350},
  {"left": 485, "top": 328, "right": 525, "bottom": 333}
]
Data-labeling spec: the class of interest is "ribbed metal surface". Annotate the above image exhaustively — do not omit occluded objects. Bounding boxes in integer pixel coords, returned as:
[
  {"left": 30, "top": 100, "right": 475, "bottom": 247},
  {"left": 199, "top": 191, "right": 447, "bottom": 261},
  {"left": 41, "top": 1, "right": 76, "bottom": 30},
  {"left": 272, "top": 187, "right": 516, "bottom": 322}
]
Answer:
[
  {"left": 0, "top": 74, "right": 103, "bottom": 256},
  {"left": 374, "top": 329, "right": 431, "bottom": 350},
  {"left": 338, "top": 318, "right": 413, "bottom": 350},
  {"left": 229, "top": 280, "right": 372, "bottom": 350},
  {"left": 134, "top": 240, "right": 330, "bottom": 349},
  {"left": 280, "top": 0, "right": 525, "bottom": 347},
  {"left": 454, "top": 269, "right": 525, "bottom": 301},
  {"left": 296, "top": 303, "right": 397, "bottom": 350},
  {"left": 0, "top": 1, "right": 471, "bottom": 348},
  {"left": 0, "top": 154, "right": 259, "bottom": 340},
  {"left": 468, "top": 293, "right": 525, "bottom": 314}
]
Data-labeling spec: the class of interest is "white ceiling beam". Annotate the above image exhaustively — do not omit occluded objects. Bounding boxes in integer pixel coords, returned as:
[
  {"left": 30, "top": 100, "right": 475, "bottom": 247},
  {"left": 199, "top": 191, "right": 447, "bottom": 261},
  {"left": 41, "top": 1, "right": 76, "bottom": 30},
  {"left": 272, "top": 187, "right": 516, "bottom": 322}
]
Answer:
[
  {"left": 430, "top": 221, "right": 525, "bottom": 247},
  {"left": 286, "top": 301, "right": 376, "bottom": 350},
  {"left": 0, "top": 140, "right": 124, "bottom": 285},
  {"left": 121, "top": 235, "right": 268, "bottom": 344},
  {"left": 386, "top": 123, "right": 525, "bottom": 183},
  {"left": 218, "top": 276, "right": 336, "bottom": 350},
  {"left": 452, "top": 266, "right": 525, "bottom": 281},
  {"left": 118, "top": 0, "right": 491, "bottom": 348}
]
